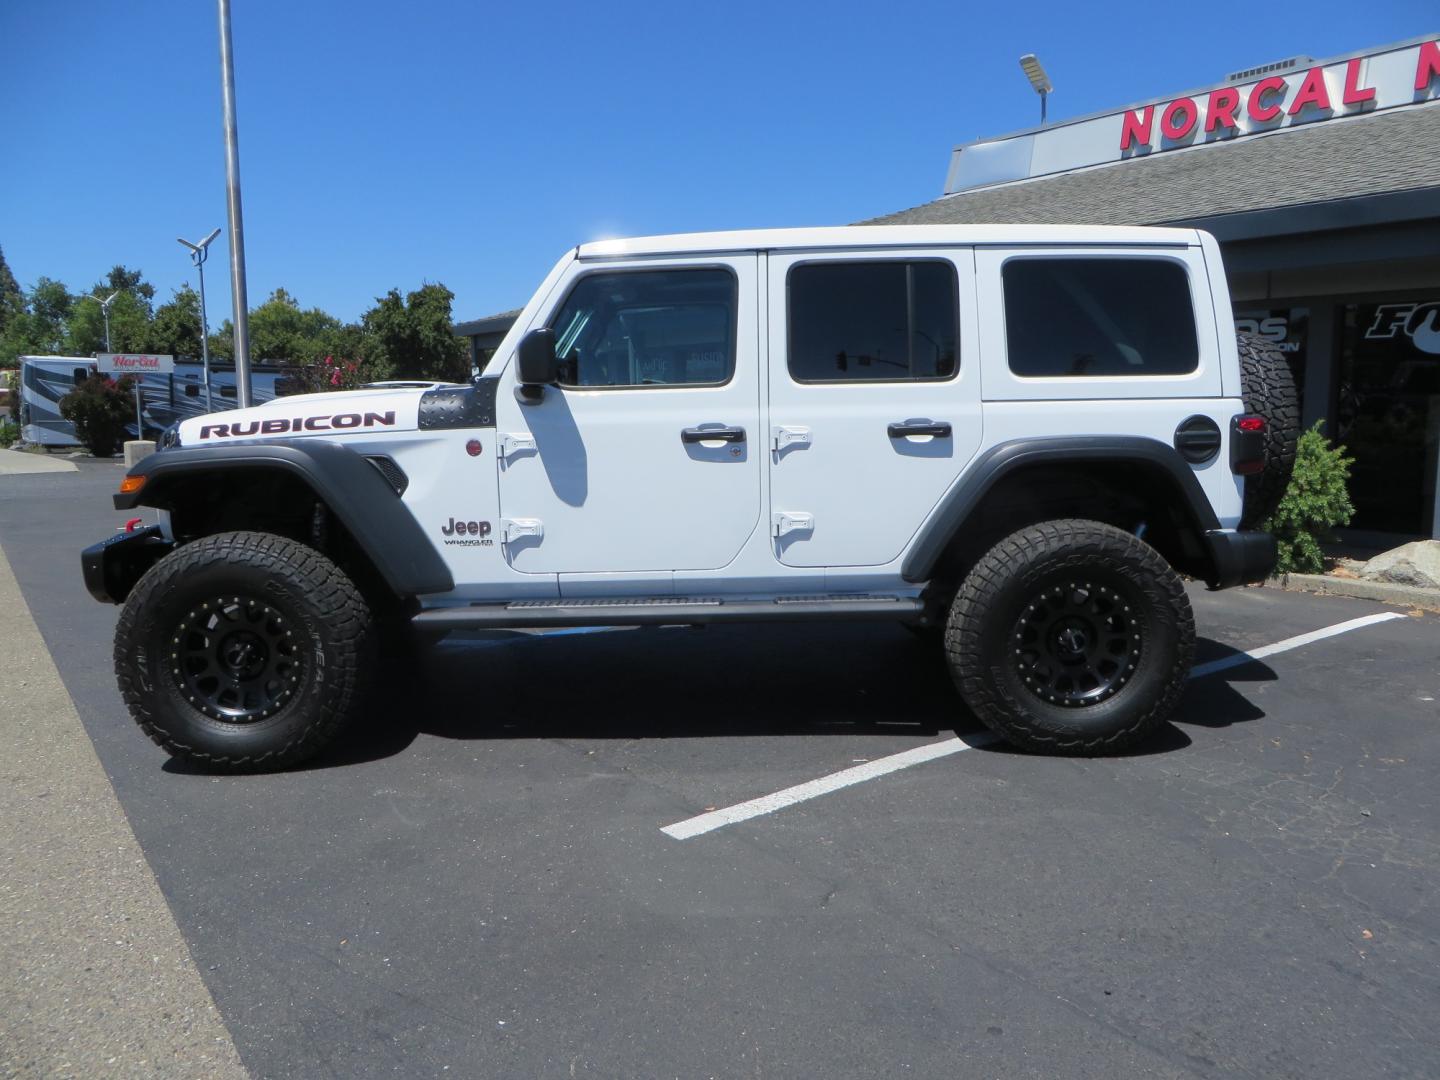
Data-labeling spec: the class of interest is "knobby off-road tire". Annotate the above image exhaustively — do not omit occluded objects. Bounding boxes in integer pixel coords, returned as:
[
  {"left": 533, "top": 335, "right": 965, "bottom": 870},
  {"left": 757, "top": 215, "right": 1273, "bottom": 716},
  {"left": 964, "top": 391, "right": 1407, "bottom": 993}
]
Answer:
[
  {"left": 1237, "top": 331, "right": 1300, "bottom": 529},
  {"left": 115, "top": 531, "right": 374, "bottom": 772},
  {"left": 945, "top": 519, "right": 1195, "bottom": 754}
]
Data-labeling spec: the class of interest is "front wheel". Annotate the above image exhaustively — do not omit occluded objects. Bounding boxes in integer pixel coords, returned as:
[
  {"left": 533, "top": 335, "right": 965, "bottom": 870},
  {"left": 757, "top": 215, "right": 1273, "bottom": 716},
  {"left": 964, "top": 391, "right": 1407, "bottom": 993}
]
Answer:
[
  {"left": 945, "top": 519, "right": 1194, "bottom": 754},
  {"left": 114, "top": 531, "right": 374, "bottom": 772}
]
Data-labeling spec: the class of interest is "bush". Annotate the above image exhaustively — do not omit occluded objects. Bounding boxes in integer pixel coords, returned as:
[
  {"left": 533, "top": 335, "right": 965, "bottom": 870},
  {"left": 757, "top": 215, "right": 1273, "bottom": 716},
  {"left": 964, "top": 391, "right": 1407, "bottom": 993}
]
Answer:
[
  {"left": 4, "top": 369, "right": 17, "bottom": 422},
  {"left": 1262, "top": 421, "right": 1354, "bottom": 575},
  {"left": 59, "top": 373, "right": 137, "bottom": 456},
  {"left": 0, "top": 418, "right": 17, "bottom": 448}
]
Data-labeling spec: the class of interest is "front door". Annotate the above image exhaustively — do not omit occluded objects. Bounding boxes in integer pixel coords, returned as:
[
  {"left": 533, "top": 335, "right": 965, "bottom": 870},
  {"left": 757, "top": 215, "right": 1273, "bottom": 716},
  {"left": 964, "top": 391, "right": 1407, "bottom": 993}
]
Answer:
[
  {"left": 495, "top": 256, "right": 761, "bottom": 577},
  {"left": 766, "top": 250, "right": 983, "bottom": 567}
]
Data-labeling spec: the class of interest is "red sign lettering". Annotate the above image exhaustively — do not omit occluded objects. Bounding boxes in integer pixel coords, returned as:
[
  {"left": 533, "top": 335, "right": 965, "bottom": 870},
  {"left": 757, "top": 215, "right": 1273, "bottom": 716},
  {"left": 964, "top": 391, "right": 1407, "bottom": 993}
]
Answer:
[
  {"left": 1204, "top": 87, "right": 1240, "bottom": 133},
  {"left": 1119, "top": 105, "right": 1154, "bottom": 150},
  {"left": 1342, "top": 58, "right": 1376, "bottom": 104},
  {"left": 1160, "top": 98, "right": 1198, "bottom": 140},
  {"left": 1247, "top": 76, "right": 1287, "bottom": 121},
  {"left": 1287, "top": 67, "right": 1331, "bottom": 115},
  {"left": 1417, "top": 41, "right": 1440, "bottom": 92}
]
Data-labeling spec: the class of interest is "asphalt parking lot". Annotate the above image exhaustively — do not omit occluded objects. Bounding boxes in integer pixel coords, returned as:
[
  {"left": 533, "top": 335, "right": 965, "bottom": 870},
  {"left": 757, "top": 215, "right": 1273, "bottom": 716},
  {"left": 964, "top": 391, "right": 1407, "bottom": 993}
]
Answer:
[{"left": 3, "top": 459, "right": 1439, "bottom": 1079}]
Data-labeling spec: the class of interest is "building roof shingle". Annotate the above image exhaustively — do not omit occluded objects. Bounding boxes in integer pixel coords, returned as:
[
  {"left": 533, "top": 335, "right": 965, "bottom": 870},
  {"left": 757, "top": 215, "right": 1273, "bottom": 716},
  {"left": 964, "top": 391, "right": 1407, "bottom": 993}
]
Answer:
[{"left": 866, "top": 103, "right": 1440, "bottom": 228}]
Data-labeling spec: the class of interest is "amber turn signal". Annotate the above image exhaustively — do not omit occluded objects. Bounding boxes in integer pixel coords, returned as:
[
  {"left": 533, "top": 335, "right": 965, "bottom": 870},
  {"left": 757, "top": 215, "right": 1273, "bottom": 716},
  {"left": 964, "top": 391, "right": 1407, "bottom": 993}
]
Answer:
[{"left": 118, "top": 475, "right": 146, "bottom": 494}]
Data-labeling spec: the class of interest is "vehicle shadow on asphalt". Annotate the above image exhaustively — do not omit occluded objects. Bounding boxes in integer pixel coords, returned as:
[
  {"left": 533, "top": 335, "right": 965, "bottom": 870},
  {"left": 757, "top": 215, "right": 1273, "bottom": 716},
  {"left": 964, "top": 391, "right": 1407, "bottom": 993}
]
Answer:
[{"left": 282, "top": 626, "right": 1275, "bottom": 772}]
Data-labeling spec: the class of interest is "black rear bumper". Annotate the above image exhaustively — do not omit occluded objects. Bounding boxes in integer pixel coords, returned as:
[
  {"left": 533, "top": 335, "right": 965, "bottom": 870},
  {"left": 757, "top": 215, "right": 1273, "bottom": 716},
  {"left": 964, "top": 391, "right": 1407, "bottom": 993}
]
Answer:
[
  {"left": 1204, "top": 529, "right": 1277, "bottom": 590},
  {"left": 82, "top": 525, "right": 174, "bottom": 604}
]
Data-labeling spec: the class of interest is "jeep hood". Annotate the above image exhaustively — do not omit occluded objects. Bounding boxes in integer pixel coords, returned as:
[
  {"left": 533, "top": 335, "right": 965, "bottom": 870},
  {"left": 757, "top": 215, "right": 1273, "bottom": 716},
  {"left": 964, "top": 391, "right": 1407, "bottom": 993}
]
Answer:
[{"left": 176, "top": 386, "right": 425, "bottom": 447}]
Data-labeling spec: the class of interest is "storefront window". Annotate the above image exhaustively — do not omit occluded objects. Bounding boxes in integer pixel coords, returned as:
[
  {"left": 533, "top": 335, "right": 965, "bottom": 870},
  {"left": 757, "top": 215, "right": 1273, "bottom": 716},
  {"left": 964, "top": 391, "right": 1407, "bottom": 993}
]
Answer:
[
  {"left": 1336, "top": 300, "right": 1440, "bottom": 536},
  {"left": 1235, "top": 307, "right": 1308, "bottom": 402}
]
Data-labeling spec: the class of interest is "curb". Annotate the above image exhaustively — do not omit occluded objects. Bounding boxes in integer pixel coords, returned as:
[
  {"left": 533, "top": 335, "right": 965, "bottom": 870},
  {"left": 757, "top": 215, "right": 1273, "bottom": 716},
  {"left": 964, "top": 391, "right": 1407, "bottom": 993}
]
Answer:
[
  {"left": 1267, "top": 572, "right": 1440, "bottom": 612},
  {"left": 0, "top": 448, "right": 79, "bottom": 475}
]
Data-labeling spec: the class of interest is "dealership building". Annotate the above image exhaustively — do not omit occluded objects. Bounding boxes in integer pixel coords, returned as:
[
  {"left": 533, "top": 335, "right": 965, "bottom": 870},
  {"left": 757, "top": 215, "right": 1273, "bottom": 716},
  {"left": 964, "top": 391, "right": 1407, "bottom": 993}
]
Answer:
[
  {"left": 873, "top": 34, "right": 1440, "bottom": 540},
  {"left": 460, "top": 34, "right": 1440, "bottom": 541}
]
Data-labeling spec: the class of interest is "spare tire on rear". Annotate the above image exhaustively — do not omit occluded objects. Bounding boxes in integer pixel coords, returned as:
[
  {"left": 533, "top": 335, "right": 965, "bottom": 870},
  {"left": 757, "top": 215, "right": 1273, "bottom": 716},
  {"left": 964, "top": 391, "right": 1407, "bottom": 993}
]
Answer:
[{"left": 1236, "top": 331, "right": 1299, "bottom": 529}]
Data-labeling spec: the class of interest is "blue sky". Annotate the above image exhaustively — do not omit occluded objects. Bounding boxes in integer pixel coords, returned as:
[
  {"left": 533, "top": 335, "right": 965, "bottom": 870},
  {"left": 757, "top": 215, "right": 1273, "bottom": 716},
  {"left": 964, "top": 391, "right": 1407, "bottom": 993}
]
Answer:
[{"left": 1, "top": 1, "right": 1432, "bottom": 325}]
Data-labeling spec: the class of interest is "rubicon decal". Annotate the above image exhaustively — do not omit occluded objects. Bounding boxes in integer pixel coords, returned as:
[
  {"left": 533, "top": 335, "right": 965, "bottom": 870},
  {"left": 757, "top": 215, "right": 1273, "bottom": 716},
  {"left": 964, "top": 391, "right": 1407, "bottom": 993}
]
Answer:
[
  {"left": 440, "top": 518, "right": 493, "bottom": 546},
  {"left": 198, "top": 411, "right": 397, "bottom": 439}
]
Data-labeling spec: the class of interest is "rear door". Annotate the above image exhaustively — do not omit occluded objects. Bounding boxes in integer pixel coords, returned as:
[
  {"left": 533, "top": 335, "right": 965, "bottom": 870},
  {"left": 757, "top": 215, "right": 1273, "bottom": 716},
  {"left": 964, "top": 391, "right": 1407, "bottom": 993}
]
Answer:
[{"left": 766, "top": 250, "right": 982, "bottom": 567}]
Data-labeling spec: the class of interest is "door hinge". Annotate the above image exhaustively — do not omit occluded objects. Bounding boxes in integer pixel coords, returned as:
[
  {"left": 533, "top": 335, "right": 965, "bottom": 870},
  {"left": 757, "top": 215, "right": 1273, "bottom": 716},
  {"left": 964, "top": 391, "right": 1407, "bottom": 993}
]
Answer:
[
  {"left": 771, "top": 425, "right": 812, "bottom": 451},
  {"left": 771, "top": 512, "right": 814, "bottom": 538},
  {"left": 498, "top": 432, "right": 537, "bottom": 460},
  {"left": 501, "top": 518, "right": 544, "bottom": 543}
]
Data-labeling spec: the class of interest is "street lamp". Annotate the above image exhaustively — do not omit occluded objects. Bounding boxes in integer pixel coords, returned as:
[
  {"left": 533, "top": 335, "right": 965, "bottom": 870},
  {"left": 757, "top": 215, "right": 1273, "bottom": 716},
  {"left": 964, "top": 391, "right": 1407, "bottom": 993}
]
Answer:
[
  {"left": 1019, "top": 54, "right": 1054, "bottom": 125},
  {"left": 178, "top": 227, "right": 222, "bottom": 412},
  {"left": 97, "top": 290, "right": 120, "bottom": 351}
]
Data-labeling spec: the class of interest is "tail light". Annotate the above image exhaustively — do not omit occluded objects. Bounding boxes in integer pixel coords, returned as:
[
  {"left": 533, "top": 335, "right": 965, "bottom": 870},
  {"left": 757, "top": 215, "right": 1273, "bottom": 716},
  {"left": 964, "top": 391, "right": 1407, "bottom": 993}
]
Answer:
[{"left": 1230, "top": 414, "right": 1266, "bottom": 475}]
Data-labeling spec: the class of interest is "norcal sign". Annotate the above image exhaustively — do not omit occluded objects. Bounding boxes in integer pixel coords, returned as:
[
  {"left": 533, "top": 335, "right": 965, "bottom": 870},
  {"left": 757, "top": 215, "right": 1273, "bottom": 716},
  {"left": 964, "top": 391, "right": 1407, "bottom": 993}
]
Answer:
[
  {"left": 97, "top": 353, "right": 175, "bottom": 374},
  {"left": 943, "top": 36, "right": 1440, "bottom": 195},
  {"left": 1120, "top": 40, "right": 1440, "bottom": 151}
]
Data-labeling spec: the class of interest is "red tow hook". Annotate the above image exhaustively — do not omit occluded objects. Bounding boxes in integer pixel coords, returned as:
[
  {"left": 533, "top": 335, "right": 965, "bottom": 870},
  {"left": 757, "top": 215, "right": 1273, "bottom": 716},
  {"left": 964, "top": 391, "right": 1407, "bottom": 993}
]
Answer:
[{"left": 123, "top": 517, "right": 144, "bottom": 533}]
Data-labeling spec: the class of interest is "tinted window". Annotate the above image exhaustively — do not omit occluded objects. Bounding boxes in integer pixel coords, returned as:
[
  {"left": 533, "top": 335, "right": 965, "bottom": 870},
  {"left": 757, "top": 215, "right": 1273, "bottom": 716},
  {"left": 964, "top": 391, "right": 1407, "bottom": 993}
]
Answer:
[
  {"left": 549, "top": 268, "right": 736, "bottom": 388},
  {"left": 1003, "top": 258, "right": 1198, "bottom": 377},
  {"left": 788, "top": 261, "right": 958, "bottom": 382}
]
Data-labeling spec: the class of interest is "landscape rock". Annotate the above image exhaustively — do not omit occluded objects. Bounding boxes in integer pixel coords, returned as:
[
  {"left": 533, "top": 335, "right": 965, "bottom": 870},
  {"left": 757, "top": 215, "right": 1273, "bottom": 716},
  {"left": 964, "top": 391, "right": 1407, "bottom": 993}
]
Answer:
[{"left": 1360, "top": 540, "right": 1440, "bottom": 589}]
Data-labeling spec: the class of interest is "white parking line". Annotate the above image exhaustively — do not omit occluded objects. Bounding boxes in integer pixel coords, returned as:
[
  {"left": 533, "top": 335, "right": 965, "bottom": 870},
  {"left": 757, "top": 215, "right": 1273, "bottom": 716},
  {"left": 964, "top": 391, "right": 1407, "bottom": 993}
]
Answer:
[
  {"left": 660, "top": 610, "right": 1410, "bottom": 840},
  {"left": 660, "top": 733, "right": 1001, "bottom": 839},
  {"left": 1186, "top": 611, "right": 1405, "bottom": 677}
]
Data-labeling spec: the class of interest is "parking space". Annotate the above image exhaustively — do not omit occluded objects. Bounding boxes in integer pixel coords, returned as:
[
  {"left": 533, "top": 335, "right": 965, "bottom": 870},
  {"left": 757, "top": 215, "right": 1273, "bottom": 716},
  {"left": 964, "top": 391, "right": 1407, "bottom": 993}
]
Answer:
[{"left": 3, "top": 462, "right": 1439, "bottom": 1079}]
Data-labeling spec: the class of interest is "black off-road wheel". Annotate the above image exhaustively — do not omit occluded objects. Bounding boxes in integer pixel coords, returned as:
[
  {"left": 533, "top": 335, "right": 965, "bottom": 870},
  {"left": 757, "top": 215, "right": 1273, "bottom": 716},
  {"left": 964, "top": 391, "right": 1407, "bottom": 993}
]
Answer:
[
  {"left": 945, "top": 519, "right": 1194, "bottom": 754},
  {"left": 1237, "top": 331, "right": 1300, "bottom": 528},
  {"left": 114, "top": 531, "right": 374, "bottom": 772}
]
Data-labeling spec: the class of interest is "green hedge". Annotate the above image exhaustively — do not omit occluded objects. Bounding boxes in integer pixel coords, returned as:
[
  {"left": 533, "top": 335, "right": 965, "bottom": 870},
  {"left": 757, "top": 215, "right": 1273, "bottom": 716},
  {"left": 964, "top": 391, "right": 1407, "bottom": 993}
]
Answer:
[{"left": 1263, "top": 421, "right": 1354, "bottom": 575}]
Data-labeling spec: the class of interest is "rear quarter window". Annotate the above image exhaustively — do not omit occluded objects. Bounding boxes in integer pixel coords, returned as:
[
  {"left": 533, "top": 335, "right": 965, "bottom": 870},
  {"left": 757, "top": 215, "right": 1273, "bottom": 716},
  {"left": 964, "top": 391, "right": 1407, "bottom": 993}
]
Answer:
[{"left": 1002, "top": 258, "right": 1198, "bottom": 377}]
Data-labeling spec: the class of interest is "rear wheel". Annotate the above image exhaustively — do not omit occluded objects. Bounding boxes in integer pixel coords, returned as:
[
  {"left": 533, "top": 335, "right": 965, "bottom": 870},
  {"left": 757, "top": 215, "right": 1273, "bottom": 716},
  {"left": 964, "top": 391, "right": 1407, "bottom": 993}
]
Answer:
[
  {"left": 1237, "top": 331, "right": 1300, "bottom": 528},
  {"left": 115, "top": 531, "right": 374, "bottom": 772},
  {"left": 945, "top": 519, "right": 1194, "bottom": 754}
]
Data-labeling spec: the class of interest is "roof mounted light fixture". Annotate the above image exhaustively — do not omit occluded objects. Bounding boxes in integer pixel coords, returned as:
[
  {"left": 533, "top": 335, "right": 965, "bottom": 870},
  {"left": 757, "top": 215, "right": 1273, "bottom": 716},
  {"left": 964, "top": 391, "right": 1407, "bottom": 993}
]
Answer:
[{"left": 1019, "top": 54, "right": 1054, "bottom": 124}]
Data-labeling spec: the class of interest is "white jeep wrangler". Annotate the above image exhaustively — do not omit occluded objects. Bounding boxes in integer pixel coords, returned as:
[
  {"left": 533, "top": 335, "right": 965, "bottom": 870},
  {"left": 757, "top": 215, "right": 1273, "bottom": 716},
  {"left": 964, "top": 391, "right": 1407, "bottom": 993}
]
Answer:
[{"left": 83, "top": 225, "right": 1296, "bottom": 770}]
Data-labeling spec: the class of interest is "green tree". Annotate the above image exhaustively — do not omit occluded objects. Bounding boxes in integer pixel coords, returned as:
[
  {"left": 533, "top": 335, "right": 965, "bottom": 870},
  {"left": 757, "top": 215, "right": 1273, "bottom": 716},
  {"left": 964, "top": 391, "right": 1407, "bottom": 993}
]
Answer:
[
  {"left": 66, "top": 288, "right": 152, "bottom": 354},
  {"left": 98, "top": 266, "right": 156, "bottom": 316},
  {"left": 207, "top": 318, "right": 234, "bottom": 362},
  {"left": 0, "top": 245, "right": 22, "bottom": 338},
  {"left": 361, "top": 282, "right": 468, "bottom": 381},
  {"left": 149, "top": 285, "right": 203, "bottom": 358},
  {"left": 248, "top": 288, "right": 342, "bottom": 363},
  {"left": 0, "top": 277, "right": 73, "bottom": 365}
]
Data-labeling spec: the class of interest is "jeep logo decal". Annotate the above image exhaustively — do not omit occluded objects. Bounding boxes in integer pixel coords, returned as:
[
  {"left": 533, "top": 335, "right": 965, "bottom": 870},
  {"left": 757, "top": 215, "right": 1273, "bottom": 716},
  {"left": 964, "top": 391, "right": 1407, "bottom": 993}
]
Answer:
[
  {"left": 198, "top": 411, "right": 397, "bottom": 439},
  {"left": 440, "top": 518, "right": 493, "bottom": 547}
]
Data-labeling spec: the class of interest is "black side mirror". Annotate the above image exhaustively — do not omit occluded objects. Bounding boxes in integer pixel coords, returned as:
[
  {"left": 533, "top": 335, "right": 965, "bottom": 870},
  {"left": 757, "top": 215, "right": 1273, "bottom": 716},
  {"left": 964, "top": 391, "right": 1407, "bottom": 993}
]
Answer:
[{"left": 517, "top": 328, "right": 557, "bottom": 402}]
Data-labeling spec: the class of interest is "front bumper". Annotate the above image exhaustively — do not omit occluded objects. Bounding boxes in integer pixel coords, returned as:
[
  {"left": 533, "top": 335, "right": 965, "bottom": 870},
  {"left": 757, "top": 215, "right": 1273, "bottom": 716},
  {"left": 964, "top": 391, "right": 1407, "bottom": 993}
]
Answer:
[
  {"left": 1204, "top": 529, "right": 1277, "bottom": 590},
  {"left": 81, "top": 525, "right": 175, "bottom": 604}
]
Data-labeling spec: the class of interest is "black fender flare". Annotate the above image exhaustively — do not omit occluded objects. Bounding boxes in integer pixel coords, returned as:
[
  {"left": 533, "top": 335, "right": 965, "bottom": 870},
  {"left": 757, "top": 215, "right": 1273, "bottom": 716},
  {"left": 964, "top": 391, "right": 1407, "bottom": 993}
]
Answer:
[
  {"left": 901, "top": 436, "right": 1224, "bottom": 584},
  {"left": 114, "top": 439, "right": 454, "bottom": 597}
]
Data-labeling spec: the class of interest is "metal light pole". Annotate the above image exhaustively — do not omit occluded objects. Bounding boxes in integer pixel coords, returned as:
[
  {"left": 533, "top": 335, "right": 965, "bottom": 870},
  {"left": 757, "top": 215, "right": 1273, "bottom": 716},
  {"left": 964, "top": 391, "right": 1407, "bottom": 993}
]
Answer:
[
  {"left": 98, "top": 290, "right": 120, "bottom": 351},
  {"left": 1020, "top": 54, "right": 1054, "bottom": 125},
  {"left": 178, "top": 228, "right": 222, "bottom": 412},
  {"left": 217, "top": 0, "right": 253, "bottom": 406}
]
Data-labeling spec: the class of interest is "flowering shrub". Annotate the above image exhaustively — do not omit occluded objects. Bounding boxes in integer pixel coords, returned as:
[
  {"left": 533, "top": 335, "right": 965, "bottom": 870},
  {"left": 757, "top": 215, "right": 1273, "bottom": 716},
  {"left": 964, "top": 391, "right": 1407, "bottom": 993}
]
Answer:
[
  {"left": 59, "top": 373, "right": 137, "bottom": 456},
  {"left": 284, "top": 354, "right": 373, "bottom": 395}
]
